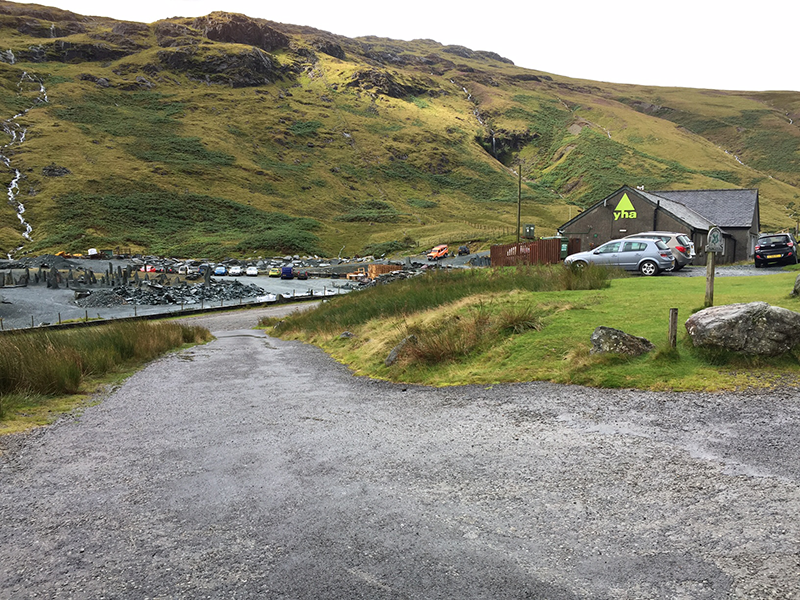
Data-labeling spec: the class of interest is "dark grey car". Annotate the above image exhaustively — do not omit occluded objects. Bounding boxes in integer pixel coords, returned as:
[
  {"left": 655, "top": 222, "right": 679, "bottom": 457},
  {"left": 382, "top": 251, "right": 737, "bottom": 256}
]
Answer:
[{"left": 754, "top": 233, "right": 798, "bottom": 267}]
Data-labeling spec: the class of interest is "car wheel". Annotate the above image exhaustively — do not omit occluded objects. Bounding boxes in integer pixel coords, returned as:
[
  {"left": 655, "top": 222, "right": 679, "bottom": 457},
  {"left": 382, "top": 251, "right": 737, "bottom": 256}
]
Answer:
[
  {"left": 570, "top": 260, "right": 587, "bottom": 269},
  {"left": 672, "top": 263, "right": 683, "bottom": 271},
  {"left": 754, "top": 260, "right": 763, "bottom": 268},
  {"left": 639, "top": 260, "right": 658, "bottom": 276}
]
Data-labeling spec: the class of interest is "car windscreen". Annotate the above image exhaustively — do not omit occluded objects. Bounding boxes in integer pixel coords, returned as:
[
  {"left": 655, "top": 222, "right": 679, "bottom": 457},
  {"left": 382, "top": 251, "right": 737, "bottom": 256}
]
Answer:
[
  {"left": 758, "top": 235, "right": 790, "bottom": 245},
  {"left": 655, "top": 240, "right": 670, "bottom": 250},
  {"left": 676, "top": 235, "right": 692, "bottom": 245}
]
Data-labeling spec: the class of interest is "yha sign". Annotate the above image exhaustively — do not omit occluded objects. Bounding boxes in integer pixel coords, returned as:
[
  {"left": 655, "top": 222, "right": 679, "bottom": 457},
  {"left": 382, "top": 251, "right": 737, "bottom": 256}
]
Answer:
[{"left": 613, "top": 193, "right": 637, "bottom": 221}]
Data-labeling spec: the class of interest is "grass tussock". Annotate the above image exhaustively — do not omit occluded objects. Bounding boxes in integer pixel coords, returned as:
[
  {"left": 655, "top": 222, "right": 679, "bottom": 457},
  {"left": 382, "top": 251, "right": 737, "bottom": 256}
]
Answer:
[
  {"left": 402, "top": 302, "right": 548, "bottom": 365},
  {"left": 275, "top": 264, "right": 614, "bottom": 336},
  {"left": 0, "top": 322, "right": 211, "bottom": 401}
]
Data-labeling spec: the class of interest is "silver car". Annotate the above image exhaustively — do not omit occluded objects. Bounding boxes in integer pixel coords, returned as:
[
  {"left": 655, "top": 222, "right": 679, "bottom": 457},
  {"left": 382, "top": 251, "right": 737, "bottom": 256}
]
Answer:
[
  {"left": 623, "top": 231, "right": 695, "bottom": 270},
  {"left": 564, "top": 238, "right": 675, "bottom": 276}
]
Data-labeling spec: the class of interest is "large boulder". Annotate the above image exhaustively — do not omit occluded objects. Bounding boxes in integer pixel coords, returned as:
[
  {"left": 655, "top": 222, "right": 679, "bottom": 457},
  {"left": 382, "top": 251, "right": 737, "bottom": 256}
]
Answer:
[
  {"left": 792, "top": 273, "right": 800, "bottom": 297},
  {"left": 590, "top": 326, "right": 655, "bottom": 356},
  {"left": 684, "top": 302, "right": 800, "bottom": 356}
]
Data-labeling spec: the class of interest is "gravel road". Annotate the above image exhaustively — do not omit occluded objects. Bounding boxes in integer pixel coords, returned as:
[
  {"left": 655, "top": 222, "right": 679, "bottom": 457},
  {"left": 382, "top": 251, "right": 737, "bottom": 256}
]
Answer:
[{"left": 1, "top": 307, "right": 799, "bottom": 598}]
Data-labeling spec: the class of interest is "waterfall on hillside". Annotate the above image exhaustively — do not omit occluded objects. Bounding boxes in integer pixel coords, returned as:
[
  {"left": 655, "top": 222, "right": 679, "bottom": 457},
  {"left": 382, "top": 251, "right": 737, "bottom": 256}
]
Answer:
[{"left": 1, "top": 71, "right": 48, "bottom": 258}]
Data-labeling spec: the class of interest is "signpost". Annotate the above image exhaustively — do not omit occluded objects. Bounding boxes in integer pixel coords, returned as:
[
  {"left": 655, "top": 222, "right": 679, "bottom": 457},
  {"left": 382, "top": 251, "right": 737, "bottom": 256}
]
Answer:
[{"left": 705, "top": 226, "right": 724, "bottom": 307}]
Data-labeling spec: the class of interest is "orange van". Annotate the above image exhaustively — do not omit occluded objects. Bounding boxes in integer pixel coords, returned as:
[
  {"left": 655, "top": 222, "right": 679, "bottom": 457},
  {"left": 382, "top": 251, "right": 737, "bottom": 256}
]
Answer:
[{"left": 427, "top": 244, "right": 449, "bottom": 261}]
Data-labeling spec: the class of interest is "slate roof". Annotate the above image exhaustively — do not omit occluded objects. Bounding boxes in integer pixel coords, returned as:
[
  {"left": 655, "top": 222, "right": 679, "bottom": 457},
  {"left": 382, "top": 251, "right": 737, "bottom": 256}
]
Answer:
[
  {"left": 649, "top": 189, "right": 758, "bottom": 229},
  {"left": 636, "top": 190, "right": 715, "bottom": 231}
]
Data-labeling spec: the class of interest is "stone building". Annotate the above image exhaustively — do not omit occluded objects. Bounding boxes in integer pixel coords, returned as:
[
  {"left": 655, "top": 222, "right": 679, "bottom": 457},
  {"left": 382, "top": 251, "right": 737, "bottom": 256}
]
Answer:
[{"left": 557, "top": 186, "right": 760, "bottom": 265}]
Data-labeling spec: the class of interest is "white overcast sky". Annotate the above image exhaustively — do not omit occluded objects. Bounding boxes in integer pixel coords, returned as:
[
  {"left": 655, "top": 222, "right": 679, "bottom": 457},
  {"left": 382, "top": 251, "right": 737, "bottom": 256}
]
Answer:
[{"left": 38, "top": 0, "right": 798, "bottom": 92}]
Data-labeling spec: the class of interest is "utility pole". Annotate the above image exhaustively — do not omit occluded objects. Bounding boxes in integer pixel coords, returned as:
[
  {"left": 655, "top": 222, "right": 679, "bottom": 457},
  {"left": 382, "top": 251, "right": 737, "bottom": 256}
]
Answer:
[{"left": 516, "top": 161, "right": 522, "bottom": 244}]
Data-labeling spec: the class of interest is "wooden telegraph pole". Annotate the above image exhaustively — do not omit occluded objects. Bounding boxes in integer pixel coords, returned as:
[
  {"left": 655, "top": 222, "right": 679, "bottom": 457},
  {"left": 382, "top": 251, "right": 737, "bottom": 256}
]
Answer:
[
  {"left": 516, "top": 162, "right": 522, "bottom": 244},
  {"left": 705, "top": 226, "right": 724, "bottom": 307}
]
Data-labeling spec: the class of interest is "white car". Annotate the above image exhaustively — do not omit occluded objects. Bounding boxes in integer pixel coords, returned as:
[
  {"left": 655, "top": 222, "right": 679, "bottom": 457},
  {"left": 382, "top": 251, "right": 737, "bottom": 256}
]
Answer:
[
  {"left": 228, "top": 265, "right": 243, "bottom": 276},
  {"left": 245, "top": 266, "right": 259, "bottom": 276}
]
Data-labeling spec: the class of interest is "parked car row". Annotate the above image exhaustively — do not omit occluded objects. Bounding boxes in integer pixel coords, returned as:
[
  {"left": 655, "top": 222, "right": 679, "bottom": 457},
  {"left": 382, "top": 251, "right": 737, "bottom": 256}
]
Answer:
[
  {"left": 564, "top": 237, "right": 675, "bottom": 276},
  {"left": 623, "top": 231, "right": 695, "bottom": 271}
]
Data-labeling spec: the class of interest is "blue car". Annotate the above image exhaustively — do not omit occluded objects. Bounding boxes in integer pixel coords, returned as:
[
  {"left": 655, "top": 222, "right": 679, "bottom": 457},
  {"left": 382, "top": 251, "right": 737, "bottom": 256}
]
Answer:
[{"left": 214, "top": 265, "right": 227, "bottom": 276}]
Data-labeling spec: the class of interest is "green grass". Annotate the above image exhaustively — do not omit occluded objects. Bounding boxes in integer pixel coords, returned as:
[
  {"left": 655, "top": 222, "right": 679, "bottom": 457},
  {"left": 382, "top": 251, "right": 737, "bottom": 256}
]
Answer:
[
  {"left": 0, "top": 321, "right": 212, "bottom": 433},
  {"left": 272, "top": 264, "right": 615, "bottom": 335},
  {"left": 270, "top": 267, "right": 800, "bottom": 390},
  {"left": 34, "top": 185, "right": 322, "bottom": 257}
]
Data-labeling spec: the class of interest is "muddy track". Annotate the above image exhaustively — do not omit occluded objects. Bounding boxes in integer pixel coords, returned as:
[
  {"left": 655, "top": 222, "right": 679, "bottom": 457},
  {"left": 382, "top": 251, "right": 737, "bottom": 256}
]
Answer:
[{"left": 1, "top": 307, "right": 798, "bottom": 598}]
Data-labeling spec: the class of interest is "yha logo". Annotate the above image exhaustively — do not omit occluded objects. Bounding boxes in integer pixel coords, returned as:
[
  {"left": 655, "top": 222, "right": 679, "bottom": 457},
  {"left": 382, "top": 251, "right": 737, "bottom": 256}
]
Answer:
[{"left": 613, "top": 193, "right": 637, "bottom": 221}]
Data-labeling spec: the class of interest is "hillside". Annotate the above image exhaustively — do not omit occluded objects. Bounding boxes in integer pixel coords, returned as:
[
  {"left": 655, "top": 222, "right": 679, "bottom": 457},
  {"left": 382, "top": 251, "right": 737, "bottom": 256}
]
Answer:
[{"left": 1, "top": 1, "right": 799, "bottom": 258}]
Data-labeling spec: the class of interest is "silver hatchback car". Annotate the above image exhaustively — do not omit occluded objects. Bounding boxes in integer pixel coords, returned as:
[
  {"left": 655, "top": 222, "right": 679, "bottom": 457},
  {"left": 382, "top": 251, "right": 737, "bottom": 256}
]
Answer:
[
  {"left": 624, "top": 231, "right": 695, "bottom": 270},
  {"left": 564, "top": 238, "right": 675, "bottom": 276}
]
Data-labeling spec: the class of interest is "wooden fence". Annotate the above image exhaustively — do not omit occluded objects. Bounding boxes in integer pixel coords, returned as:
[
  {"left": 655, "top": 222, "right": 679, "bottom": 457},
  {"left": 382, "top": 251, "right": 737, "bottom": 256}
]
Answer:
[{"left": 490, "top": 238, "right": 581, "bottom": 267}]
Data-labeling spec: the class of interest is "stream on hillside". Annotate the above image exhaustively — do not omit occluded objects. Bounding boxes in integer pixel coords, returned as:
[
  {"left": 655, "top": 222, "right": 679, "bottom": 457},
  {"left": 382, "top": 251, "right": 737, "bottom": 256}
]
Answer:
[{"left": 1, "top": 71, "right": 48, "bottom": 258}]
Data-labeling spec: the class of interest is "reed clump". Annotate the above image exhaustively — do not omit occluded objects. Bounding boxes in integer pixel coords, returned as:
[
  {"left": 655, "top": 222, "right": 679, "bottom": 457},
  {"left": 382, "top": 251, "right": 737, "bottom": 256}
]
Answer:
[{"left": 0, "top": 321, "right": 211, "bottom": 399}]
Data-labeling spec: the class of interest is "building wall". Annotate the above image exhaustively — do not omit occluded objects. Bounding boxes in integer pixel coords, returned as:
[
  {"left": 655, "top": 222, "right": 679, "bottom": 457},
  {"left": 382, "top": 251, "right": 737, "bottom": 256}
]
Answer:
[
  {"left": 561, "top": 188, "right": 752, "bottom": 265},
  {"left": 561, "top": 188, "right": 687, "bottom": 250}
]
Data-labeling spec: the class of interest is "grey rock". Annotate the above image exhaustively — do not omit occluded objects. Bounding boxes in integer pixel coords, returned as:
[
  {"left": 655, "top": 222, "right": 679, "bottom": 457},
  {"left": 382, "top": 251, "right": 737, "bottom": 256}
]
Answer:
[
  {"left": 590, "top": 326, "right": 655, "bottom": 356},
  {"left": 793, "top": 274, "right": 800, "bottom": 297},
  {"left": 385, "top": 334, "right": 417, "bottom": 366},
  {"left": 685, "top": 301, "right": 800, "bottom": 356}
]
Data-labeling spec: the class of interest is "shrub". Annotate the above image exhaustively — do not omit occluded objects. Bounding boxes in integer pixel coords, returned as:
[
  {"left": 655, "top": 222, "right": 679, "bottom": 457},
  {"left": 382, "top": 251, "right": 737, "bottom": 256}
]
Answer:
[{"left": 0, "top": 322, "right": 211, "bottom": 398}]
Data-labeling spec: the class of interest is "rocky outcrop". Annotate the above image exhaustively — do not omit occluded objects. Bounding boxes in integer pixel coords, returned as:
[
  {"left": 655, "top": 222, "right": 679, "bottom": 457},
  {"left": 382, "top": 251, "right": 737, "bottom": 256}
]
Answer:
[
  {"left": 478, "top": 127, "right": 539, "bottom": 163},
  {"left": 511, "top": 73, "right": 542, "bottom": 82},
  {"left": 684, "top": 302, "right": 800, "bottom": 356},
  {"left": 42, "top": 163, "right": 71, "bottom": 177},
  {"left": 311, "top": 37, "right": 345, "bottom": 60},
  {"left": 111, "top": 22, "right": 150, "bottom": 36},
  {"left": 157, "top": 46, "right": 283, "bottom": 86},
  {"left": 192, "top": 12, "right": 288, "bottom": 52},
  {"left": 443, "top": 45, "right": 475, "bottom": 59},
  {"left": 16, "top": 19, "right": 86, "bottom": 37},
  {"left": 79, "top": 73, "right": 110, "bottom": 87},
  {"left": 590, "top": 326, "right": 655, "bottom": 356},
  {"left": 346, "top": 69, "right": 431, "bottom": 98},
  {"left": 155, "top": 22, "right": 200, "bottom": 47},
  {"left": 0, "top": 3, "right": 81, "bottom": 22},
  {"left": 16, "top": 39, "right": 134, "bottom": 62},
  {"left": 474, "top": 50, "right": 514, "bottom": 64}
]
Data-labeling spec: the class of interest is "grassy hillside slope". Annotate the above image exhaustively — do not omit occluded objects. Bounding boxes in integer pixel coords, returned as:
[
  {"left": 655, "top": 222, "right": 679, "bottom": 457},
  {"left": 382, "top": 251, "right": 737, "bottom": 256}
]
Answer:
[{"left": 0, "top": 2, "right": 799, "bottom": 258}]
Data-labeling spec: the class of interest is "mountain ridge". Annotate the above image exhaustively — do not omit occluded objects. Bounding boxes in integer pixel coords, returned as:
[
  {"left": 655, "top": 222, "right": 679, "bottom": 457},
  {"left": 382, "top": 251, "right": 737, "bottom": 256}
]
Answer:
[{"left": 0, "top": 1, "right": 799, "bottom": 258}]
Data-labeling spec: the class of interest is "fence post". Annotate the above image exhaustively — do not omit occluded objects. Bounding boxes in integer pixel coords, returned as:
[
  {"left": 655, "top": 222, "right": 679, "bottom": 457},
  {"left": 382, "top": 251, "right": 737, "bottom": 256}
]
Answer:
[{"left": 668, "top": 308, "right": 678, "bottom": 348}]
